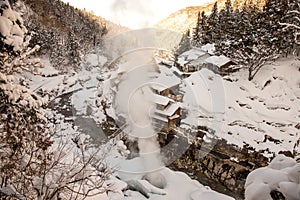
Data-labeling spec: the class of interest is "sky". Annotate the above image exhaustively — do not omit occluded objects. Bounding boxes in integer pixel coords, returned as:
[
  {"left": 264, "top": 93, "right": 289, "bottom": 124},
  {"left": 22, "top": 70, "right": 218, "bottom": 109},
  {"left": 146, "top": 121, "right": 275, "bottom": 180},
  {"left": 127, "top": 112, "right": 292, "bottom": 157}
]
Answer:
[{"left": 62, "top": 0, "right": 214, "bottom": 29}]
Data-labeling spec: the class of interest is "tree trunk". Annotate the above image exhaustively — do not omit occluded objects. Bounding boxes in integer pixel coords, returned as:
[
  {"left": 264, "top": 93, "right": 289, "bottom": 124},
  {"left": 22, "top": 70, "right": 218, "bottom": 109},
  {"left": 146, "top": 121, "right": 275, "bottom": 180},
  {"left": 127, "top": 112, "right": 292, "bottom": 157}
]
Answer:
[{"left": 248, "top": 67, "right": 253, "bottom": 81}]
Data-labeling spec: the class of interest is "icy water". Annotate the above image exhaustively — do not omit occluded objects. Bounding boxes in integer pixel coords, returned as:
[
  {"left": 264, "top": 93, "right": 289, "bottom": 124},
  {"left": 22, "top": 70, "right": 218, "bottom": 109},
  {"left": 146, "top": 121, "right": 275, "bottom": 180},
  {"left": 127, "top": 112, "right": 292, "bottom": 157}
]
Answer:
[{"left": 49, "top": 91, "right": 108, "bottom": 144}]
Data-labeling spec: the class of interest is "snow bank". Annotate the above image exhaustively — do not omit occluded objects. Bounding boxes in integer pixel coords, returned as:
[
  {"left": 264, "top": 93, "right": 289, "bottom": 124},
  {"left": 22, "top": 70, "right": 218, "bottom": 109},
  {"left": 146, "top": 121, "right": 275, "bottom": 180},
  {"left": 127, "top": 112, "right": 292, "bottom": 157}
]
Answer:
[
  {"left": 245, "top": 154, "right": 300, "bottom": 200},
  {"left": 115, "top": 156, "right": 234, "bottom": 200}
]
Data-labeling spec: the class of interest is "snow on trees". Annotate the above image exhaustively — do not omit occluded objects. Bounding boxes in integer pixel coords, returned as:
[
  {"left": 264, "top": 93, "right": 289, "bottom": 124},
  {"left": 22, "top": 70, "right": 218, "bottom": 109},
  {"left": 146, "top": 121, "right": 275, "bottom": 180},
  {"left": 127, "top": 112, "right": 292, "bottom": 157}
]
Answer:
[
  {"left": 280, "top": 1, "right": 300, "bottom": 48},
  {"left": 0, "top": 1, "right": 110, "bottom": 199},
  {"left": 0, "top": 0, "right": 42, "bottom": 74},
  {"left": 0, "top": 0, "right": 27, "bottom": 52},
  {"left": 192, "top": 0, "right": 299, "bottom": 80},
  {"left": 221, "top": 42, "right": 279, "bottom": 81}
]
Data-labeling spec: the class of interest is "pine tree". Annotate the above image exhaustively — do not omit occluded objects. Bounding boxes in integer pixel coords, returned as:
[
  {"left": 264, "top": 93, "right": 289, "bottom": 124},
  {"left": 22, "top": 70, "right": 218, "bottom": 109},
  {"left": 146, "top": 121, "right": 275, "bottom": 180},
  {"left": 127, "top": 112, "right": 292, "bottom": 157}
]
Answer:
[
  {"left": 206, "top": 2, "right": 219, "bottom": 42},
  {"left": 193, "top": 12, "right": 202, "bottom": 45},
  {"left": 193, "top": 11, "right": 209, "bottom": 45},
  {"left": 219, "top": 0, "right": 234, "bottom": 40},
  {"left": 280, "top": 0, "right": 300, "bottom": 55},
  {"left": 261, "top": 0, "right": 293, "bottom": 54}
]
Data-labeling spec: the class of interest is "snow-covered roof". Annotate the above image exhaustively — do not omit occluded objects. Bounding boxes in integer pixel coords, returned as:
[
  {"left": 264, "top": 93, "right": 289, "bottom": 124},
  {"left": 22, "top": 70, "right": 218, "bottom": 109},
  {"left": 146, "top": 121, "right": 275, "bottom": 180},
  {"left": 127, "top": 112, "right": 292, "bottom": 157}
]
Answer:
[
  {"left": 189, "top": 54, "right": 211, "bottom": 66},
  {"left": 180, "top": 48, "right": 207, "bottom": 60},
  {"left": 169, "top": 114, "right": 180, "bottom": 120},
  {"left": 205, "top": 55, "right": 231, "bottom": 68},
  {"left": 155, "top": 102, "right": 181, "bottom": 117},
  {"left": 177, "top": 48, "right": 208, "bottom": 67},
  {"left": 152, "top": 114, "right": 169, "bottom": 123},
  {"left": 152, "top": 93, "right": 173, "bottom": 106},
  {"left": 151, "top": 81, "right": 180, "bottom": 93},
  {"left": 151, "top": 65, "right": 181, "bottom": 92},
  {"left": 182, "top": 68, "right": 224, "bottom": 115}
]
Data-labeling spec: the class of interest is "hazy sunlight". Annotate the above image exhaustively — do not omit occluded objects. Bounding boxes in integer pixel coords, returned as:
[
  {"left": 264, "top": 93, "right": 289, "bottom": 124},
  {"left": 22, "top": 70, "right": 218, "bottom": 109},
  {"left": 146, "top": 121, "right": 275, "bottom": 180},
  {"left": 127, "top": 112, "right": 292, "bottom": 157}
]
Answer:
[{"left": 62, "top": 0, "right": 214, "bottom": 29}]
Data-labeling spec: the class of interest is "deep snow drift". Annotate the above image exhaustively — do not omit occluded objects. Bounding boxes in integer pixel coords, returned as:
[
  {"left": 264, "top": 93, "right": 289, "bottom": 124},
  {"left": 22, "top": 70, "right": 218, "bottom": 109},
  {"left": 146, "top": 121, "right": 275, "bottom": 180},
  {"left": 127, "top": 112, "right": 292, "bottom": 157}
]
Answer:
[{"left": 245, "top": 154, "right": 300, "bottom": 200}]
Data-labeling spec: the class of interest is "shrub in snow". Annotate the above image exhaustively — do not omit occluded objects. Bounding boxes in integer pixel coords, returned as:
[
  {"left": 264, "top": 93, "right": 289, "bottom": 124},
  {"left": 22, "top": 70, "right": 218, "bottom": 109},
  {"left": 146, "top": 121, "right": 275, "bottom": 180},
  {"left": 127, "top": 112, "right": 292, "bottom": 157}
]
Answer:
[
  {"left": 0, "top": 78, "right": 110, "bottom": 198},
  {"left": 0, "top": 70, "right": 52, "bottom": 198},
  {"left": 245, "top": 154, "right": 300, "bottom": 200},
  {"left": 0, "top": 2, "right": 110, "bottom": 199}
]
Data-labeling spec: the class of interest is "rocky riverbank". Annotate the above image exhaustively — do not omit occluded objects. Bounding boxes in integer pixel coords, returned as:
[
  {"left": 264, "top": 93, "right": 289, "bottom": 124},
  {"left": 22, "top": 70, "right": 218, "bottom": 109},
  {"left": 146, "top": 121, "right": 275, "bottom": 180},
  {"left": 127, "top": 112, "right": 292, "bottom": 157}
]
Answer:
[{"left": 166, "top": 135, "right": 270, "bottom": 199}]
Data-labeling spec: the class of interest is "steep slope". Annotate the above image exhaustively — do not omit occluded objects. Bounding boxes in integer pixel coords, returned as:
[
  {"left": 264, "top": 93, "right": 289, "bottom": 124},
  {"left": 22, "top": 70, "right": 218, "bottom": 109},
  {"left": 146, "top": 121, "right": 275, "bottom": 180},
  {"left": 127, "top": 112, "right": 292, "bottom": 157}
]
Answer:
[
  {"left": 155, "top": 3, "right": 214, "bottom": 34},
  {"left": 180, "top": 56, "right": 300, "bottom": 156},
  {"left": 9, "top": 0, "right": 109, "bottom": 70},
  {"left": 155, "top": 0, "right": 266, "bottom": 34}
]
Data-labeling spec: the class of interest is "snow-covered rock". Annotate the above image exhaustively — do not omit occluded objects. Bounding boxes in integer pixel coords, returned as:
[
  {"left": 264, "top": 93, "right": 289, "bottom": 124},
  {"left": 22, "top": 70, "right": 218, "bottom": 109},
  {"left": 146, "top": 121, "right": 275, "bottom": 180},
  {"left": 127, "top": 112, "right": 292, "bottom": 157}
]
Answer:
[
  {"left": 287, "top": 163, "right": 300, "bottom": 184},
  {"left": 245, "top": 154, "right": 300, "bottom": 200},
  {"left": 278, "top": 181, "right": 300, "bottom": 200},
  {"left": 245, "top": 182, "right": 272, "bottom": 200},
  {"left": 115, "top": 156, "right": 234, "bottom": 200},
  {"left": 268, "top": 154, "right": 297, "bottom": 170}
]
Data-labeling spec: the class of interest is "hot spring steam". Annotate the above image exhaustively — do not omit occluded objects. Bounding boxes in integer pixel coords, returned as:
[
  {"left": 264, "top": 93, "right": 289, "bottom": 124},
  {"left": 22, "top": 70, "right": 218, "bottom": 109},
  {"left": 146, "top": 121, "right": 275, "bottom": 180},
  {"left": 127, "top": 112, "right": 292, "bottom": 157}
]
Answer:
[{"left": 114, "top": 54, "right": 163, "bottom": 173}]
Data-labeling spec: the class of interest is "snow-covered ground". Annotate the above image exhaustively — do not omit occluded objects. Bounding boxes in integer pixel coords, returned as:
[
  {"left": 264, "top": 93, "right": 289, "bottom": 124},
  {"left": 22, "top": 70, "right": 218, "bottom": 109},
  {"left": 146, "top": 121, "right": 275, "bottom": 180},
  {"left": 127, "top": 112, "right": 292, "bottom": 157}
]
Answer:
[
  {"left": 245, "top": 154, "right": 300, "bottom": 200},
  {"left": 23, "top": 41, "right": 300, "bottom": 198},
  {"left": 25, "top": 52, "right": 235, "bottom": 199},
  {"left": 111, "top": 156, "right": 234, "bottom": 200},
  {"left": 180, "top": 56, "right": 300, "bottom": 157}
]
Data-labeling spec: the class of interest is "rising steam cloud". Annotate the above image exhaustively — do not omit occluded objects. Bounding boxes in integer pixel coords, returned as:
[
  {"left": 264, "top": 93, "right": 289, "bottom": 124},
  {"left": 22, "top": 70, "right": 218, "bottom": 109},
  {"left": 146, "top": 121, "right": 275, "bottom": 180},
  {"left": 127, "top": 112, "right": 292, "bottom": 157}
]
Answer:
[{"left": 114, "top": 49, "right": 163, "bottom": 172}]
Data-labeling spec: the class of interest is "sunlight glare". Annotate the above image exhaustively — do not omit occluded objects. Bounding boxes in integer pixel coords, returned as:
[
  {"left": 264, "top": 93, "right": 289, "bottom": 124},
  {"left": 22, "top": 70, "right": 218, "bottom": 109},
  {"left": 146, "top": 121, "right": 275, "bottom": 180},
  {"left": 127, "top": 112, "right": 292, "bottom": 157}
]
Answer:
[{"left": 62, "top": 0, "right": 214, "bottom": 29}]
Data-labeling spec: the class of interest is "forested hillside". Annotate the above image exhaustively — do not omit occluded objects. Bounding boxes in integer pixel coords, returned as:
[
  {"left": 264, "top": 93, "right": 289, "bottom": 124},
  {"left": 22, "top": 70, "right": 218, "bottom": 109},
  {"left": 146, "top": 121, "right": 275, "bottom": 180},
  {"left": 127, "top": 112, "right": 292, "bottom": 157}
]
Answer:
[
  {"left": 192, "top": 0, "right": 299, "bottom": 80},
  {"left": 8, "top": 0, "right": 108, "bottom": 70},
  {"left": 156, "top": 0, "right": 266, "bottom": 34}
]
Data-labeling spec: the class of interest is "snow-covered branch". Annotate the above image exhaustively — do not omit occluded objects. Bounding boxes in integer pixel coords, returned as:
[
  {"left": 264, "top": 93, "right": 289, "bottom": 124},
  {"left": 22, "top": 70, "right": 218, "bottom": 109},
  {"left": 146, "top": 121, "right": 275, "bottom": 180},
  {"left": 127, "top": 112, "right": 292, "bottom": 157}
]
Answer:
[
  {"left": 280, "top": 22, "right": 300, "bottom": 30},
  {"left": 280, "top": 8, "right": 300, "bottom": 45}
]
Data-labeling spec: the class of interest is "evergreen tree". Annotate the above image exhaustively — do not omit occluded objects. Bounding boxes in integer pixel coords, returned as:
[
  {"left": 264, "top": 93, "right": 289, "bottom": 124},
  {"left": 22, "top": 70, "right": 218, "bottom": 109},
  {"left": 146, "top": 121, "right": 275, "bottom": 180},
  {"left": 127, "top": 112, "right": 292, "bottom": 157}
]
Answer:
[
  {"left": 261, "top": 0, "right": 292, "bottom": 54},
  {"left": 206, "top": 2, "right": 219, "bottom": 42},
  {"left": 219, "top": 0, "right": 234, "bottom": 41},
  {"left": 280, "top": 0, "right": 300, "bottom": 55},
  {"left": 193, "top": 11, "right": 209, "bottom": 45},
  {"left": 193, "top": 12, "right": 202, "bottom": 45},
  {"left": 191, "top": 0, "right": 298, "bottom": 79}
]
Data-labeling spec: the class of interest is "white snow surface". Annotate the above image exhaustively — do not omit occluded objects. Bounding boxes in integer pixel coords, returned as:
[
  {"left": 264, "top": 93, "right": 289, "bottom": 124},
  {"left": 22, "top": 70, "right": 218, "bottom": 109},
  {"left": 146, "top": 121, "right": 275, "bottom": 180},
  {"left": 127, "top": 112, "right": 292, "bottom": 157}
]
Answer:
[
  {"left": 25, "top": 54, "right": 109, "bottom": 123},
  {"left": 205, "top": 55, "right": 231, "bottom": 67},
  {"left": 201, "top": 43, "right": 216, "bottom": 54},
  {"left": 181, "top": 56, "right": 300, "bottom": 156},
  {"left": 115, "top": 157, "right": 234, "bottom": 200},
  {"left": 177, "top": 47, "right": 208, "bottom": 66},
  {"left": 151, "top": 64, "right": 181, "bottom": 92},
  {"left": 25, "top": 47, "right": 300, "bottom": 200},
  {"left": 245, "top": 154, "right": 300, "bottom": 200}
]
